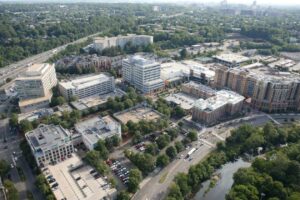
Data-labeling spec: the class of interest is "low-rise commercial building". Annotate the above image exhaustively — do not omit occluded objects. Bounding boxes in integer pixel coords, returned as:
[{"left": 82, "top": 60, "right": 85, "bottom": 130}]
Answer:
[
  {"left": 70, "top": 89, "right": 126, "bottom": 111},
  {"left": 25, "top": 124, "right": 74, "bottom": 167},
  {"left": 15, "top": 63, "right": 57, "bottom": 113},
  {"left": 192, "top": 90, "right": 244, "bottom": 125},
  {"left": 59, "top": 74, "right": 115, "bottom": 100},
  {"left": 122, "top": 55, "right": 164, "bottom": 94},
  {"left": 75, "top": 116, "right": 121, "bottom": 150},
  {"left": 213, "top": 53, "right": 250, "bottom": 67}
]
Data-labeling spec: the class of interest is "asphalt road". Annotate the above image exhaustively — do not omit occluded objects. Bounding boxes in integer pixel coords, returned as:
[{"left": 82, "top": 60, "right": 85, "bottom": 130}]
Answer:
[
  {"left": 0, "top": 31, "right": 101, "bottom": 86},
  {"left": 132, "top": 113, "right": 297, "bottom": 200}
]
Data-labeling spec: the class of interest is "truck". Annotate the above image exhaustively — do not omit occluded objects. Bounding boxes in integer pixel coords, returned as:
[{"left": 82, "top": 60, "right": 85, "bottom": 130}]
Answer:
[{"left": 186, "top": 147, "right": 196, "bottom": 158}]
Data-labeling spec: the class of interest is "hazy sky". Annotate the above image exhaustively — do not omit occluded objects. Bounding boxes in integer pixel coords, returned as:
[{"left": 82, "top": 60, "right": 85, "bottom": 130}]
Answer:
[{"left": 1, "top": 0, "right": 300, "bottom": 6}]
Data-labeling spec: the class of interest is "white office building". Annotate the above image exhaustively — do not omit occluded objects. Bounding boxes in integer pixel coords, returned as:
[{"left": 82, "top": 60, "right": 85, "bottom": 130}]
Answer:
[
  {"left": 15, "top": 63, "right": 57, "bottom": 113},
  {"left": 75, "top": 115, "right": 122, "bottom": 150},
  {"left": 92, "top": 34, "right": 153, "bottom": 52},
  {"left": 25, "top": 124, "right": 74, "bottom": 167},
  {"left": 122, "top": 55, "right": 164, "bottom": 94},
  {"left": 58, "top": 74, "right": 115, "bottom": 100}
]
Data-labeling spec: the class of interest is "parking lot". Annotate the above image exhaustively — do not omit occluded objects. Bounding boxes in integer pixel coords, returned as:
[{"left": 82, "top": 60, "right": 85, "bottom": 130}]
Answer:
[
  {"left": 44, "top": 154, "right": 116, "bottom": 200},
  {"left": 114, "top": 106, "right": 161, "bottom": 124}
]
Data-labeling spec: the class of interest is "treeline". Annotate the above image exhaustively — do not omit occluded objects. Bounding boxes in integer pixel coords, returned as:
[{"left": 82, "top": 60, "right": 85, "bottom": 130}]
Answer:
[
  {"left": 154, "top": 31, "right": 204, "bottom": 50},
  {"left": 165, "top": 123, "right": 300, "bottom": 200},
  {"left": 0, "top": 3, "right": 147, "bottom": 67},
  {"left": 227, "top": 142, "right": 300, "bottom": 200},
  {"left": 241, "top": 25, "right": 300, "bottom": 53}
]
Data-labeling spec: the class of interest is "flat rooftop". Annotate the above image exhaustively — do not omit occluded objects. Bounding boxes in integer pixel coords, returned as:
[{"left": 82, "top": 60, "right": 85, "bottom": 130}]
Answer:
[
  {"left": 124, "top": 55, "right": 159, "bottom": 68},
  {"left": 161, "top": 62, "right": 189, "bottom": 78},
  {"left": 114, "top": 106, "right": 161, "bottom": 124},
  {"left": 71, "top": 89, "right": 125, "bottom": 111},
  {"left": 25, "top": 124, "right": 71, "bottom": 151},
  {"left": 182, "top": 60, "right": 215, "bottom": 78},
  {"left": 214, "top": 53, "right": 250, "bottom": 64},
  {"left": 194, "top": 90, "right": 245, "bottom": 112},
  {"left": 75, "top": 115, "right": 120, "bottom": 142},
  {"left": 46, "top": 154, "right": 116, "bottom": 200},
  {"left": 183, "top": 81, "right": 217, "bottom": 96},
  {"left": 16, "top": 63, "right": 54, "bottom": 80},
  {"left": 165, "top": 92, "right": 198, "bottom": 110},
  {"left": 59, "top": 74, "right": 112, "bottom": 90}
]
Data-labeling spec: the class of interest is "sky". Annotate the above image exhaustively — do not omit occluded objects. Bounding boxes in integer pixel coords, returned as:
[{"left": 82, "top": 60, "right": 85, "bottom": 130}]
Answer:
[{"left": 1, "top": 0, "right": 300, "bottom": 6}]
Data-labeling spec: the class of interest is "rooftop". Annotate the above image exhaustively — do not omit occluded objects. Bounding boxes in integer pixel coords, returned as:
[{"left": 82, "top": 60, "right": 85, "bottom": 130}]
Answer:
[
  {"left": 214, "top": 53, "right": 250, "bottom": 64},
  {"left": 194, "top": 90, "right": 245, "bottom": 112},
  {"left": 75, "top": 115, "right": 120, "bottom": 142},
  {"left": 71, "top": 89, "right": 125, "bottom": 111},
  {"left": 59, "top": 74, "right": 112, "bottom": 90},
  {"left": 165, "top": 92, "right": 198, "bottom": 110},
  {"left": 124, "top": 55, "right": 159, "bottom": 68},
  {"left": 46, "top": 154, "right": 116, "bottom": 200},
  {"left": 94, "top": 34, "right": 152, "bottom": 43},
  {"left": 16, "top": 63, "right": 54, "bottom": 80},
  {"left": 25, "top": 124, "right": 72, "bottom": 151},
  {"left": 183, "top": 81, "right": 217, "bottom": 96},
  {"left": 182, "top": 60, "right": 215, "bottom": 78}
]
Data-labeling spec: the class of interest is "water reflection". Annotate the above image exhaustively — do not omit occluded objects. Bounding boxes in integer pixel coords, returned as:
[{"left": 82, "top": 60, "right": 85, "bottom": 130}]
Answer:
[{"left": 194, "top": 159, "right": 251, "bottom": 200}]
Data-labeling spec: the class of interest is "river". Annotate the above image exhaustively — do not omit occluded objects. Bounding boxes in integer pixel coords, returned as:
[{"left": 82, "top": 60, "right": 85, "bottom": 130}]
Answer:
[{"left": 193, "top": 159, "right": 251, "bottom": 200}]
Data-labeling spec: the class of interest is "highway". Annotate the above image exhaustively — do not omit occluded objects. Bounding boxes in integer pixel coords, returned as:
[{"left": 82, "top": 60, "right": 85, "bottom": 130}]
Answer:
[
  {"left": 132, "top": 113, "right": 299, "bottom": 200},
  {"left": 0, "top": 32, "right": 101, "bottom": 86}
]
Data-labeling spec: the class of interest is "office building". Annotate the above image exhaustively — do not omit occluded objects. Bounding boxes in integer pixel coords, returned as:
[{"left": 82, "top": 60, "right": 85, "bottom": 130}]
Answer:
[
  {"left": 214, "top": 65, "right": 300, "bottom": 112},
  {"left": 59, "top": 74, "right": 115, "bottom": 100},
  {"left": 122, "top": 55, "right": 164, "bottom": 94},
  {"left": 25, "top": 124, "right": 74, "bottom": 167},
  {"left": 92, "top": 34, "right": 153, "bottom": 52},
  {"left": 192, "top": 90, "right": 244, "bottom": 125},
  {"left": 75, "top": 116, "right": 121, "bottom": 150},
  {"left": 15, "top": 63, "right": 57, "bottom": 113}
]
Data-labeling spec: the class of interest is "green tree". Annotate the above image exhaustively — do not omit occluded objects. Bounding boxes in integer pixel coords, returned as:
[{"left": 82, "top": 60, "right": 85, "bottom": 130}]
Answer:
[
  {"left": 156, "top": 154, "right": 170, "bottom": 167},
  {"left": 187, "top": 131, "right": 198, "bottom": 141},
  {"left": 156, "top": 134, "right": 171, "bottom": 149},
  {"left": 145, "top": 143, "right": 158, "bottom": 156},
  {"left": 180, "top": 48, "right": 188, "bottom": 59},
  {"left": 95, "top": 140, "right": 109, "bottom": 159},
  {"left": 226, "top": 184, "right": 259, "bottom": 200},
  {"left": 166, "top": 183, "right": 184, "bottom": 200},
  {"left": 175, "top": 141, "right": 185, "bottom": 152},
  {"left": 9, "top": 113, "right": 18, "bottom": 127},
  {"left": 127, "top": 168, "right": 143, "bottom": 193},
  {"left": 0, "top": 159, "right": 10, "bottom": 178},
  {"left": 111, "top": 135, "right": 121, "bottom": 147},
  {"left": 166, "top": 146, "right": 178, "bottom": 160},
  {"left": 116, "top": 190, "right": 131, "bottom": 200},
  {"left": 19, "top": 120, "right": 33, "bottom": 133},
  {"left": 4, "top": 180, "right": 19, "bottom": 200}
]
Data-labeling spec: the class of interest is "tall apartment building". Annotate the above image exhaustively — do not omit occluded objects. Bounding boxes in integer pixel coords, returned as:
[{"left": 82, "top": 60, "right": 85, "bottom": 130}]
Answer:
[
  {"left": 92, "top": 34, "right": 153, "bottom": 52},
  {"left": 58, "top": 74, "right": 115, "bottom": 100},
  {"left": 214, "top": 65, "right": 300, "bottom": 112},
  {"left": 192, "top": 90, "right": 244, "bottom": 125},
  {"left": 15, "top": 63, "right": 57, "bottom": 113},
  {"left": 75, "top": 115, "right": 121, "bottom": 150},
  {"left": 122, "top": 55, "right": 164, "bottom": 94},
  {"left": 25, "top": 124, "right": 74, "bottom": 167}
]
